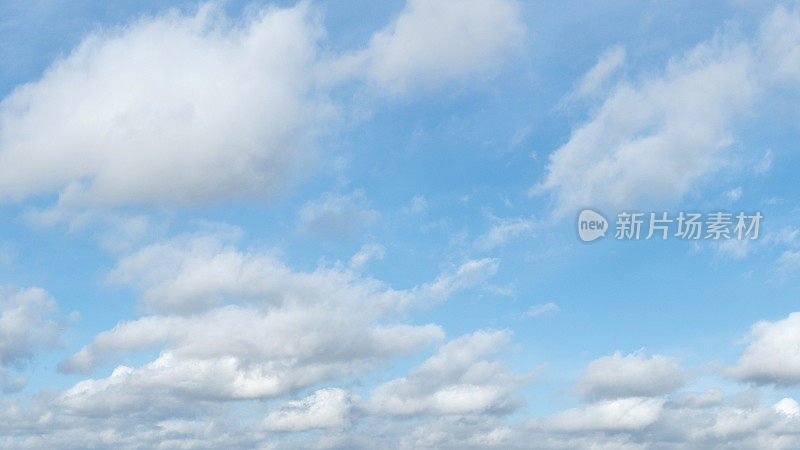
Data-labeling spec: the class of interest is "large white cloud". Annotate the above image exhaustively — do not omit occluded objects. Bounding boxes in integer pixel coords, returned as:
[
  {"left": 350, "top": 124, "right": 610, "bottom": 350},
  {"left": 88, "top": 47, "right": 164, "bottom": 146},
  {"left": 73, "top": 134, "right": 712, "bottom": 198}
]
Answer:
[
  {"left": 0, "top": 3, "right": 327, "bottom": 206},
  {"left": 538, "top": 36, "right": 756, "bottom": 216},
  {"left": 537, "top": 5, "right": 800, "bottom": 217}
]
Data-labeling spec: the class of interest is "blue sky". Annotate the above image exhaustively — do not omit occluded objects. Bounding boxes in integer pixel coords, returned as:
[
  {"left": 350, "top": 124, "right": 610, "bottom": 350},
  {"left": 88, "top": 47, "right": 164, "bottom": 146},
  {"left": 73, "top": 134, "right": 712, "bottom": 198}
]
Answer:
[{"left": 2, "top": 0, "right": 800, "bottom": 448}]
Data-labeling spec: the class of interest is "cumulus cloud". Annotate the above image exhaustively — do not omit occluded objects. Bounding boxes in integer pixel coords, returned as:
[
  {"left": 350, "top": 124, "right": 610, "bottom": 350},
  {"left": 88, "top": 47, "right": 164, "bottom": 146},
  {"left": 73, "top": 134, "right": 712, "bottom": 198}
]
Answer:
[
  {"left": 0, "top": 3, "right": 327, "bottom": 206},
  {"left": 105, "top": 230, "right": 495, "bottom": 315},
  {"left": 576, "top": 349, "right": 685, "bottom": 399},
  {"left": 0, "top": 286, "right": 65, "bottom": 395},
  {"left": 364, "top": 330, "right": 526, "bottom": 416},
  {"left": 343, "top": 0, "right": 525, "bottom": 94},
  {"left": 58, "top": 229, "right": 501, "bottom": 419},
  {"left": 0, "top": 286, "right": 63, "bottom": 366},
  {"left": 728, "top": 312, "right": 800, "bottom": 385}
]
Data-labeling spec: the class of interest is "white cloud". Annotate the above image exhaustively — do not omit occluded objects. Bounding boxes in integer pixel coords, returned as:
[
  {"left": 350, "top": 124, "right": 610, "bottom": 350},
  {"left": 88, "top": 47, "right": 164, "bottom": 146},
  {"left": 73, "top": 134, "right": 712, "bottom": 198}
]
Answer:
[
  {"left": 576, "top": 350, "right": 684, "bottom": 399},
  {"left": 0, "top": 3, "right": 328, "bottom": 206},
  {"left": 522, "top": 302, "right": 559, "bottom": 318},
  {"left": 776, "top": 249, "right": 800, "bottom": 274},
  {"left": 758, "top": 6, "right": 800, "bottom": 83},
  {"left": 539, "top": 5, "right": 800, "bottom": 218},
  {"left": 670, "top": 388, "right": 725, "bottom": 409},
  {"left": 476, "top": 216, "right": 535, "bottom": 250},
  {"left": 728, "top": 312, "right": 800, "bottom": 385},
  {"left": 57, "top": 229, "right": 502, "bottom": 418},
  {"left": 574, "top": 45, "right": 626, "bottom": 98},
  {"left": 725, "top": 186, "right": 743, "bottom": 201},
  {"left": 755, "top": 149, "right": 773, "bottom": 174},
  {"left": 105, "top": 230, "right": 495, "bottom": 315},
  {"left": 364, "top": 330, "right": 525, "bottom": 416},
  {"left": 775, "top": 398, "right": 800, "bottom": 417},
  {"left": 419, "top": 258, "right": 499, "bottom": 301},
  {"left": 538, "top": 34, "right": 756, "bottom": 216},
  {"left": 0, "top": 286, "right": 62, "bottom": 366},
  {"left": 298, "top": 190, "right": 380, "bottom": 238},
  {"left": 350, "top": 243, "right": 386, "bottom": 269},
  {"left": 349, "top": 0, "right": 525, "bottom": 94},
  {"left": 401, "top": 196, "right": 428, "bottom": 215},
  {"left": 0, "top": 286, "right": 65, "bottom": 395}
]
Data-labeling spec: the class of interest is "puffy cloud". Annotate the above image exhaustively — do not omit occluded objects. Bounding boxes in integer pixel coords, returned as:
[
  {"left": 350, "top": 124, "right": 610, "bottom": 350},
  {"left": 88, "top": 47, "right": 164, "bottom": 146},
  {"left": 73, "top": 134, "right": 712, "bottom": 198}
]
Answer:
[
  {"left": 728, "top": 312, "right": 800, "bottom": 385},
  {"left": 349, "top": 0, "right": 525, "bottom": 94},
  {"left": 0, "top": 286, "right": 66, "bottom": 396},
  {"left": 105, "top": 230, "right": 495, "bottom": 315},
  {"left": 0, "top": 3, "right": 327, "bottom": 206},
  {"left": 576, "top": 350, "right": 684, "bottom": 399},
  {"left": 775, "top": 398, "right": 800, "bottom": 417},
  {"left": 58, "top": 230, "right": 500, "bottom": 419},
  {"left": 364, "top": 330, "right": 526, "bottom": 416},
  {"left": 0, "top": 286, "right": 62, "bottom": 366}
]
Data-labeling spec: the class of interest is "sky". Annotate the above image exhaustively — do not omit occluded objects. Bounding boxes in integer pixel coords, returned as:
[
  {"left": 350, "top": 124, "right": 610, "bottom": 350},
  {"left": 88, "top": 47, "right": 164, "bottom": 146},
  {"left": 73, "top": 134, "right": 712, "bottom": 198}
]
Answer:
[{"left": 2, "top": 0, "right": 800, "bottom": 448}]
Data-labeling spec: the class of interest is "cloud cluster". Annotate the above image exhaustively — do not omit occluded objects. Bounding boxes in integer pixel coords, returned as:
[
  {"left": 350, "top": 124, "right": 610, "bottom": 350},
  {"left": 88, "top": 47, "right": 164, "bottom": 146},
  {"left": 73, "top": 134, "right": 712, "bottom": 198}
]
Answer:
[
  {"left": 0, "top": 0, "right": 524, "bottom": 208},
  {"left": 7, "top": 285, "right": 800, "bottom": 448},
  {"left": 58, "top": 230, "right": 500, "bottom": 415}
]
